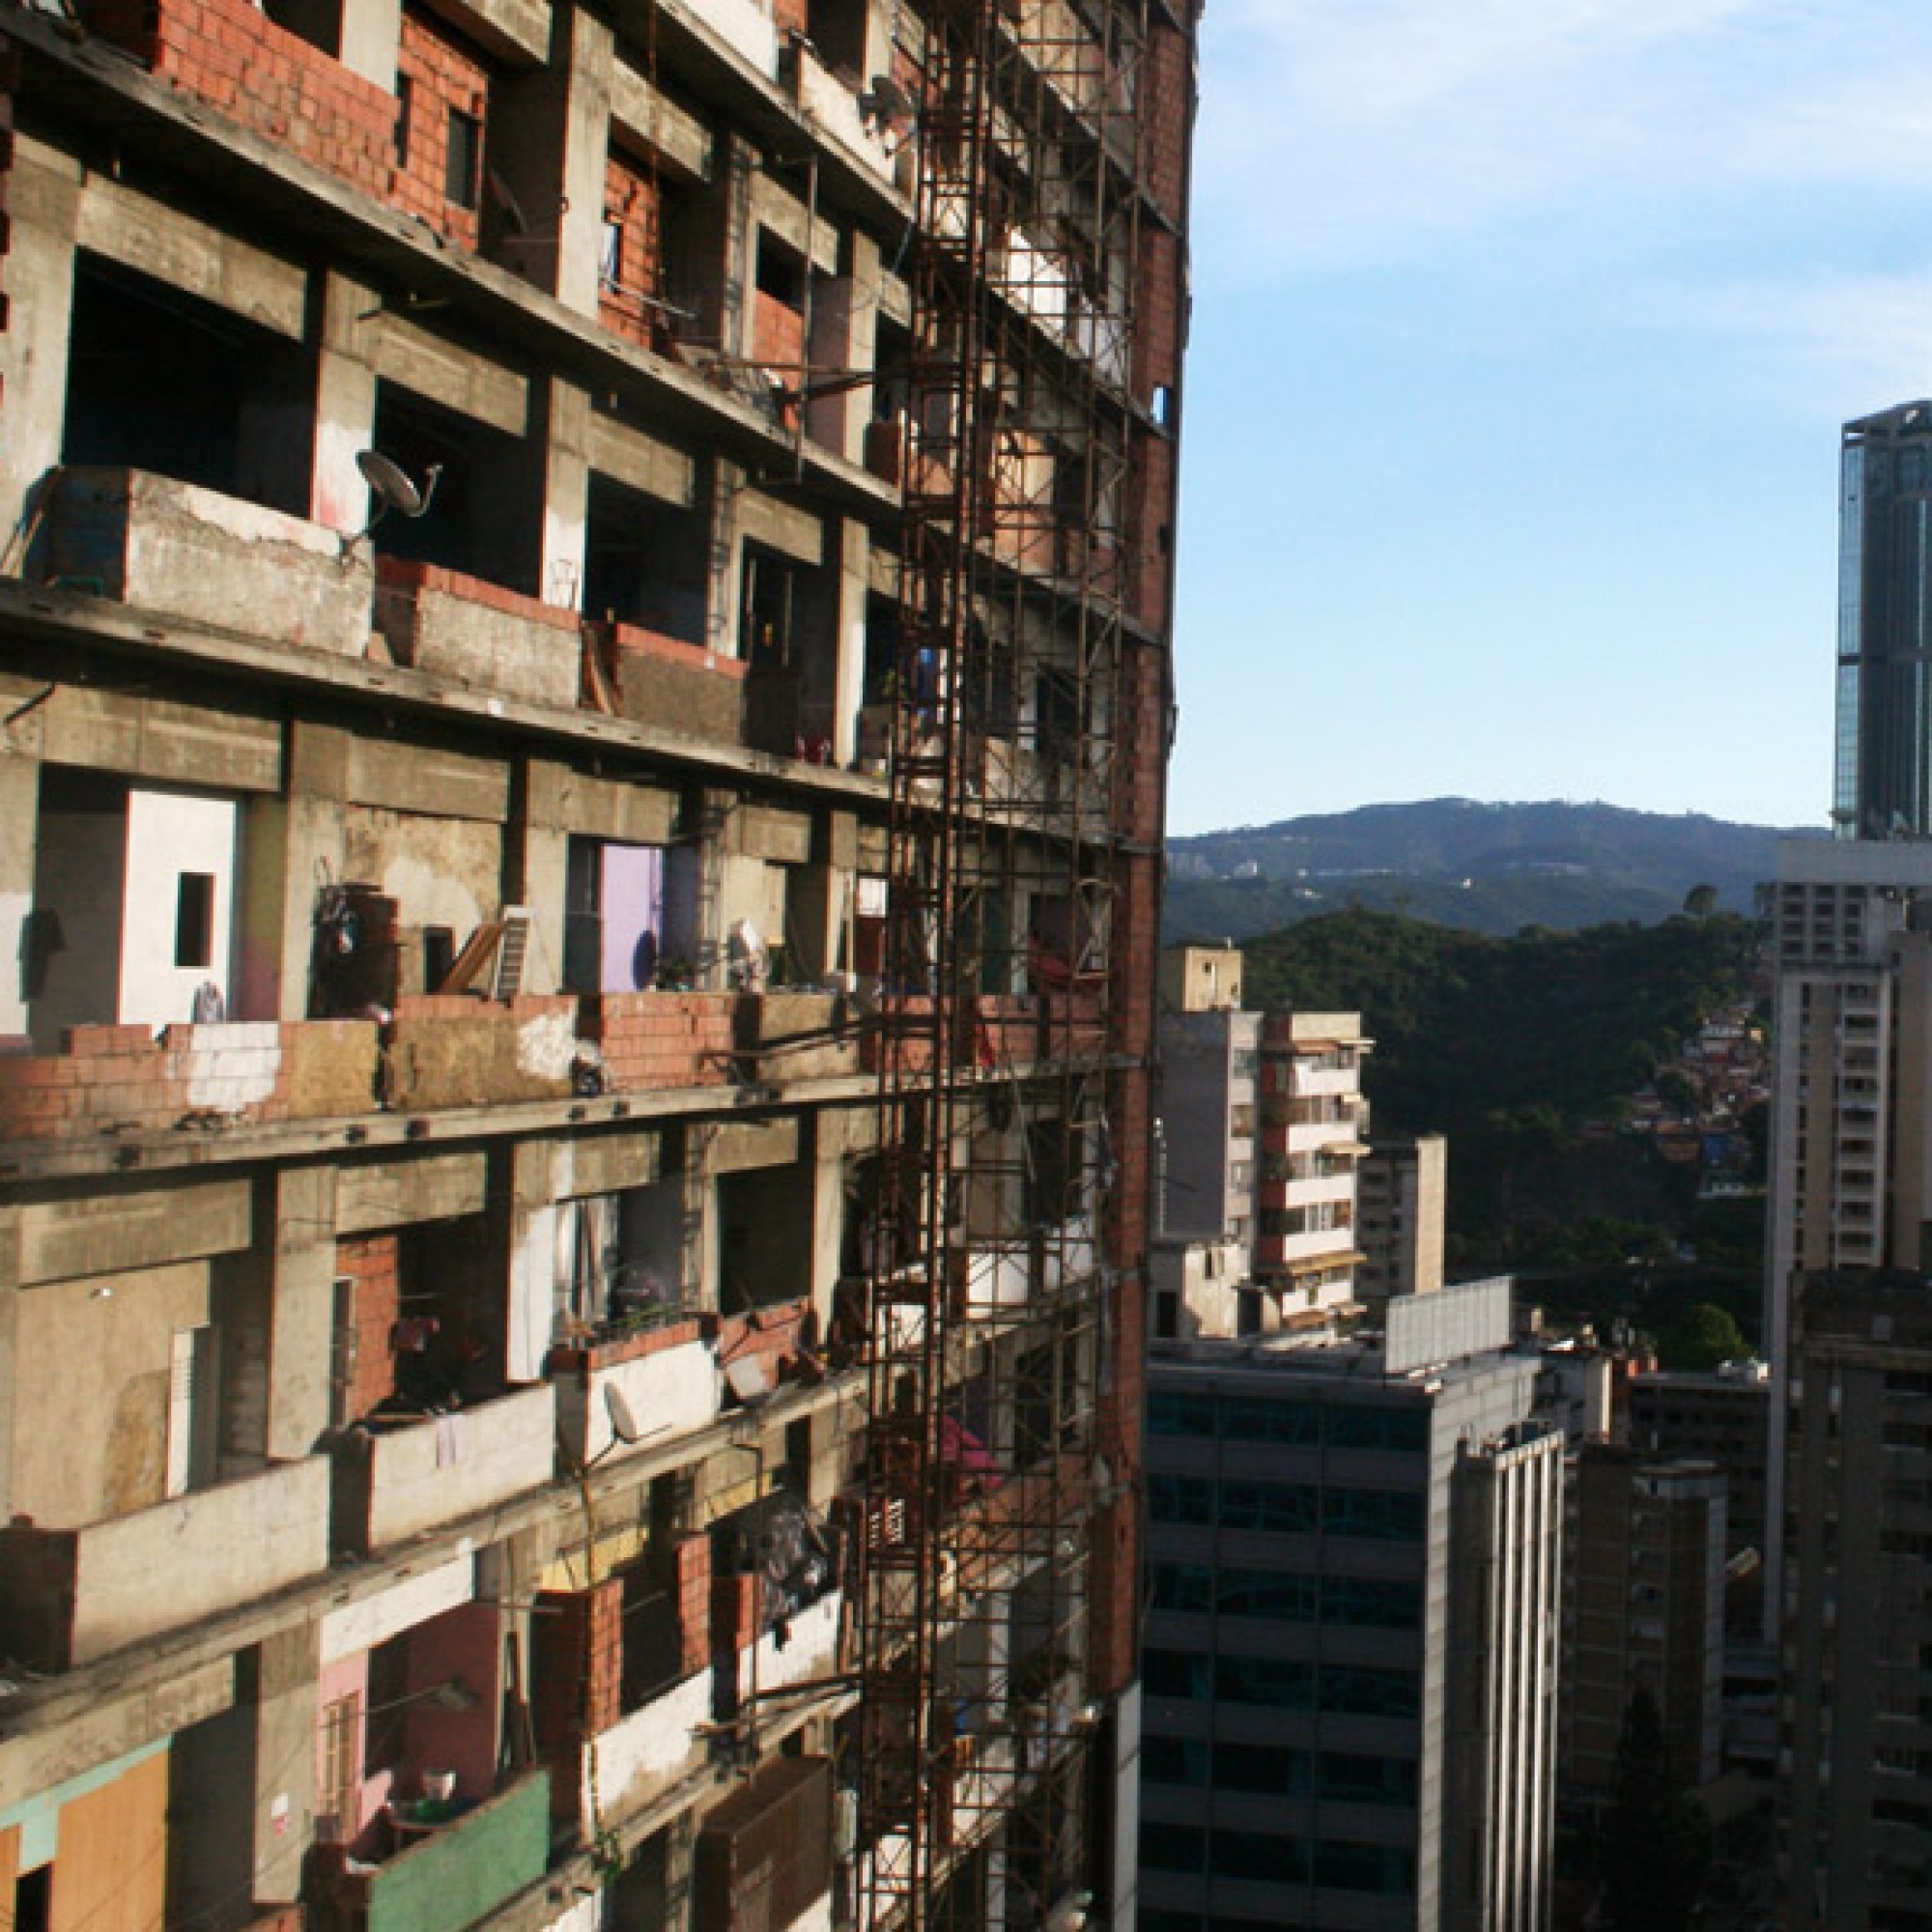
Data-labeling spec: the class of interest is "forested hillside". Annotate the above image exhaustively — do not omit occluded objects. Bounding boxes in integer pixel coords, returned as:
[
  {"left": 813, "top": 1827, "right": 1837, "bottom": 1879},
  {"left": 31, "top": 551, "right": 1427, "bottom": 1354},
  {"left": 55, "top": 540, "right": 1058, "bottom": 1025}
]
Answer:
[{"left": 1244, "top": 908, "right": 1765, "bottom": 1270}]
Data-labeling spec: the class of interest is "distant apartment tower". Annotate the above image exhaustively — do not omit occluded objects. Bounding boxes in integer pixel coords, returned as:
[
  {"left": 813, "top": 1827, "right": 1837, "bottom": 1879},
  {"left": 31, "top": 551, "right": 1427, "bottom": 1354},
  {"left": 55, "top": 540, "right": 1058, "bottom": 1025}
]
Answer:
[
  {"left": 1139, "top": 1278, "right": 1563, "bottom": 1932},
  {"left": 1563, "top": 1447, "right": 1726, "bottom": 1804},
  {"left": 1761, "top": 838, "right": 1932, "bottom": 1623},
  {"left": 1833, "top": 402, "right": 1932, "bottom": 838},
  {"left": 1357, "top": 1133, "right": 1448, "bottom": 1307},
  {"left": 1255, "top": 1010, "right": 1372, "bottom": 1322},
  {"left": 1782, "top": 1275, "right": 1932, "bottom": 1929},
  {"left": 1158, "top": 943, "right": 1262, "bottom": 1249},
  {"left": 1628, "top": 1360, "right": 1769, "bottom": 1637}
]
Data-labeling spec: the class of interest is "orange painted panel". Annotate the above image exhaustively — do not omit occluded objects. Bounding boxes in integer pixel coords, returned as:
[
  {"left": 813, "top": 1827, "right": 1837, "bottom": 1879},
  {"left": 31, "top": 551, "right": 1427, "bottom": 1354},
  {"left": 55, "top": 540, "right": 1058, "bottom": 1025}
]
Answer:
[{"left": 50, "top": 1750, "right": 169, "bottom": 1932}]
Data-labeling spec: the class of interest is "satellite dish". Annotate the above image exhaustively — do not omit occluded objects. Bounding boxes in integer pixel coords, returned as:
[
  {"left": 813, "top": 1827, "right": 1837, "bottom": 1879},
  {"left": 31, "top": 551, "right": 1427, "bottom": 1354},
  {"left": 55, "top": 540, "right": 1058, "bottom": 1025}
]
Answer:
[
  {"left": 346, "top": 450, "right": 442, "bottom": 548},
  {"left": 604, "top": 1382, "right": 644, "bottom": 1445}
]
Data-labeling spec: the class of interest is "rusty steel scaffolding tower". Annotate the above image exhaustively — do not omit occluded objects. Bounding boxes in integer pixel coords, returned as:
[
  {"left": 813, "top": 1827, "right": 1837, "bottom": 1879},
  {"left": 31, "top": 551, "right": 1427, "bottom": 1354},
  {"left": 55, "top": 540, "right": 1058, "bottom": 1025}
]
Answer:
[{"left": 856, "top": 0, "right": 1150, "bottom": 1923}]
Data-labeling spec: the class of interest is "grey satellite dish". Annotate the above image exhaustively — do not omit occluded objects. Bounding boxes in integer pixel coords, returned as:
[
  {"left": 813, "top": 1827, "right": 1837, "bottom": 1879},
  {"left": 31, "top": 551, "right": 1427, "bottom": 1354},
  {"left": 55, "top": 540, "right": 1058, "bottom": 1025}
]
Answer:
[
  {"left": 604, "top": 1382, "right": 644, "bottom": 1445},
  {"left": 348, "top": 449, "right": 442, "bottom": 546}
]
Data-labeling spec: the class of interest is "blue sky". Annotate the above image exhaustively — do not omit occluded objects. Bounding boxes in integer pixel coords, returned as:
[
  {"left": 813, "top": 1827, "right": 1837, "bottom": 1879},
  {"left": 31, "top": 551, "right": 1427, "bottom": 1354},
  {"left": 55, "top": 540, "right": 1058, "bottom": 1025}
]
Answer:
[{"left": 1167, "top": 0, "right": 1932, "bottom": 836}]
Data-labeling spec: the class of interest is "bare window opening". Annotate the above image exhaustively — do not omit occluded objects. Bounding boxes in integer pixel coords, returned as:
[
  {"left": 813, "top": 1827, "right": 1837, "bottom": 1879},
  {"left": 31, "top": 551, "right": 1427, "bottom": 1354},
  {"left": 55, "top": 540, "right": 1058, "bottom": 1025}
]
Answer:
[
  {"left": 14, "top": 1868, "right": 50, "bottom": 1932},
  {"left": 261, "top": 0, "right": 340, "bottom": 55},
  {"left": 422, "top": 924, "right": 455, "bottom": 990},
  {"left": 175, "top": 872, "right": 215, "bottom": 969},
  {"left": 445, "top": 107, "right": 483, "bottom": 209},
  {"left": 754, "top": 236, "right": 807, "bottom": 311},
  {"left": 719, "top": 1160, "right": 813, "bottom": 1311},
  {"left": 394, "top": 73, "right": 413, "bottom": 166},
  {"left": 743, "top": 545, "right": 838, "bottom": 759},
  {"left": 369, "top": 384, "right": 537, "bottom": 590},
  {"left": 582, "top": 468, "right": 708, "bottom": 642},
  {"left": 62, "top": 256, "right": 313, "bottom": 516},
  {"left": 1152, "top": 382, "right": 1175, "bottom": 427},
  {"left": 804, "top": 0, "right": 865, "bottom": 77}
]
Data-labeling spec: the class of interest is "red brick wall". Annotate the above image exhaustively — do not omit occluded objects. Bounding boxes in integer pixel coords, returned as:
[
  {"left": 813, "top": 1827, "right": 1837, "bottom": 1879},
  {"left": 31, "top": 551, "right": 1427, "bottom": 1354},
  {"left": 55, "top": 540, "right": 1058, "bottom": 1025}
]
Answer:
[
  {"left": 77, "top": 0, "right": 396, "bottom": 198},
  {"left": 389, "top": 7, "right": 492, "bottom": 250},
  {"left": 665, "top": 1532, "right": 712, "bottom": 1675},
  {"left": 1139, "top": 18, "right": 1192, "bottom": 218},
  {"left": 336, "top": 1233, "right": 403, "bottom": 1417},
  {"left": 598, "top": 148, "right": 664, "bottom": 352},
  {"left": 1132, "top": 224, "right": 1183, "bottom": 413}
]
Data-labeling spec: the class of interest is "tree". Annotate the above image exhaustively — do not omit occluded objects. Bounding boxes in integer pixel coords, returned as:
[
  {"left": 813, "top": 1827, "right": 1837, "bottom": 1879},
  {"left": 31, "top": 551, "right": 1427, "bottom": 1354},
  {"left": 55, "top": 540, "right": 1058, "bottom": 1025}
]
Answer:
[
  {"left": 1683, "top": 883, "right": 1719, "bottom": 919},
  {"left": 1658, "top": 1300, "right": 1749, "bottom": 1371},
  {"left": 1599, "top": 1685, "right": 1712, "bottom": 1931}
]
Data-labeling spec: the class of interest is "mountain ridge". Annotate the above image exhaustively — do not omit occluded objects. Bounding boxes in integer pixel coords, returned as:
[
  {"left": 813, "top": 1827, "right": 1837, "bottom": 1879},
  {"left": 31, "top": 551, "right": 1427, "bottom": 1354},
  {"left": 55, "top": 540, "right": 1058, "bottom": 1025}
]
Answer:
[{"left": 1165, "top": 797, "right": 1818, "bottom": 940}]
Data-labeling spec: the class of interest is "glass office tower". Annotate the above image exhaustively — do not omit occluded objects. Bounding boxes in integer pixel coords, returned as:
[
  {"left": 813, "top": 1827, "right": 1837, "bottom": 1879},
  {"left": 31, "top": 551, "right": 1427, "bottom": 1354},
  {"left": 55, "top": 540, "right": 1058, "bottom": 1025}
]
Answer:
[{"left": 1835, "top": 402, "right": 1932, "bottom": 838}]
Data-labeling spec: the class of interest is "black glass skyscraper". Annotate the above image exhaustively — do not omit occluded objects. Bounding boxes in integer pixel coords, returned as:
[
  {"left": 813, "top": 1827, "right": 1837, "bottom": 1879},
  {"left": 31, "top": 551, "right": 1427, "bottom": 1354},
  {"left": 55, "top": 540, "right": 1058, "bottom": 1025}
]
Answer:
[{"left": 1835, "top": 401, "right": 1932, "bottom": 838}]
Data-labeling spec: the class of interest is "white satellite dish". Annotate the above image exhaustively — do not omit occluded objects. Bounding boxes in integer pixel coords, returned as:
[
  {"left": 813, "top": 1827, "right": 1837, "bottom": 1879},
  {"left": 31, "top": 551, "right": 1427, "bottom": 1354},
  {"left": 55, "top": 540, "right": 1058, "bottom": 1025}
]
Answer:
[{"left": 604, "top": 1382, "right": 645, "bottom": 1445}]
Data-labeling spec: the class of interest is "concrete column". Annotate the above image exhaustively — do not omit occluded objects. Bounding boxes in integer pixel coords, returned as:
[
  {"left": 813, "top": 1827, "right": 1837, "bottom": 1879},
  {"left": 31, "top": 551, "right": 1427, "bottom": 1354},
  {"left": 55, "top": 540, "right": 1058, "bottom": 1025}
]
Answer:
[
  {"left": 0, "top": 139, "right": 81, "bottom": 551},
  {"left": 696, "top": 788, "right": 737, "bottom": 988},
  {"left": 311, "top": 272, "right": 382, "bottom": 536},
  {"left": 266, "top": 1164, "right": 340, "bottom": 1460},
  {"left": 704, "top": 455, "right": 747, "bottom": 663},
  {"left": 833, "top": 519, "right": 870, "bottom": 766},
  {"left": 336, "top": 0, "right": 402, "bottom": 89},
  {"left": 810, "top": 1113, "right": 843, "bottom": 1344},
  {"left": 717, "top": 135, "right": 757, "bottom": 361},
  {"left": 255, "top": 724, "right": 352, "bottom": 1021},
  {"left": 490, "top": 1, "right": 613, "bottom": 315},
  {"left": 0, "top": 752, "right": 39, "bottom": 1041},
  {"left": 506, "top": 1137, "right": 560, "bottom": 1382},
  {"left": 506, "top": 756, "right": 570, "bottom": 996},
  {"left": 839, "top": 232, "right": 881, "bottom": 468},
  {"left": 540, "top": 376, "right": 591, "bottom": 611},
  {"left": 251, "top": 1623, "right": 322, "bottom": 1902}
]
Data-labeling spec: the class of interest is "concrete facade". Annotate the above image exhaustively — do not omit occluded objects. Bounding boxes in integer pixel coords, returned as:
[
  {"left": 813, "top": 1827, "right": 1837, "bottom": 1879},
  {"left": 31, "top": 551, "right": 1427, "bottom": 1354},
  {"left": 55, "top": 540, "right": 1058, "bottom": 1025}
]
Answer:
[
  {"left": 1139, "top": 1278, "right": 1563, "bottom": 1932},
  {"left": 0, "top": 0, "right": 1197, "bottom": 1921}
]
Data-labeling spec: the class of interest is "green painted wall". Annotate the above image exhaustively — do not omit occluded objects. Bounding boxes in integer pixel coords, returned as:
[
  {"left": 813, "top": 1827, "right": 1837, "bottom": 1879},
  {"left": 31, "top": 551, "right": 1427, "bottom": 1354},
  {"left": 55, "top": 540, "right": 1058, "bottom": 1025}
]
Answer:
[{"left": 365, "top": 1772, "right": 550, "bottom": 1932}]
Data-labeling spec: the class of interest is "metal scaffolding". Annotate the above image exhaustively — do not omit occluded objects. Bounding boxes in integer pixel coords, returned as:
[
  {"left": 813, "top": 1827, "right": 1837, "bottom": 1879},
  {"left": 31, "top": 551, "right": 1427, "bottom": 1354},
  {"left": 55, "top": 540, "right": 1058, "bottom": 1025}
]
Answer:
[{"left": 856, "top": 0, "right": 1149, "bottom": 1922}]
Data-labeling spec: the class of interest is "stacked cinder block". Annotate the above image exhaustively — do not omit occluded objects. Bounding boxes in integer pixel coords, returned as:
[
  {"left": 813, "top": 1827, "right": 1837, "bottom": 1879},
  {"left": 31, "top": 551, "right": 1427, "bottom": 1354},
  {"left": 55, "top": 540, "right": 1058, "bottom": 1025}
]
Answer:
[
  {"left": 385, "top": 994, "right": 581, "bottom": 1111},
  {"left": 374, "top": 559, "right": 585, "bottom": 710},
  {"left": 665, "top": 1532, "right": 712, "bottom": 1677},
  {"left": 0, "top": 1019, "right": 378, "bottom": 1140},
  {"left": 77, "top": 0, "right": 397, "bottom": 196},
  {"left": 584, "top": 991, "right": 737, "bottom": 1093},
  {"left": 389, "top": 8, "right": 491, "bottom": 250}
]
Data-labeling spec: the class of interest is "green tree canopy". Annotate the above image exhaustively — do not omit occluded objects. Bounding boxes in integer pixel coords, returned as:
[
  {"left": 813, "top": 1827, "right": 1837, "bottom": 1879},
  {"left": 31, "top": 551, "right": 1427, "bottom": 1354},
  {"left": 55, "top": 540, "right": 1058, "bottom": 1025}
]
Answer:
[{"left": 1657, "top": 1301, "right": 1750, "bottom": 1371}]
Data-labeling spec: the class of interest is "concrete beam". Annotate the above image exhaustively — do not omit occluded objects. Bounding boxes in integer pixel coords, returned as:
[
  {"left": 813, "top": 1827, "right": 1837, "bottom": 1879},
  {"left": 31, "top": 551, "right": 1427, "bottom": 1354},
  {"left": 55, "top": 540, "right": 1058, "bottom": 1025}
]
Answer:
[
  {"left": 373, "top": 312, "right": 529, "bottom": 436},
  {"left": 585, "top": 407, "right": 695, "bottom": 508},
  {"left": 9, "top": 1178, "right": 253, "bottom": 1290},
  {"left": 76, "top": 172, "right": 307, "bottom": 339},
  {"left": 335, "top": 1151, "right": 490, "bottom": 1234},
  {"left": 526, "top": 757, "right": 676, "bottom": 844},
  {"left": 738, "top": 487, "right": 824, "bottom": 568},
  {"left": 346, "top": 735, "right": 511, "bottom": 821},
  {"left": 609, "top": 59, "right": 713, "bottom": 181},
  {"left": 749, "top": 173, "right": 839, "bottom": 279}
]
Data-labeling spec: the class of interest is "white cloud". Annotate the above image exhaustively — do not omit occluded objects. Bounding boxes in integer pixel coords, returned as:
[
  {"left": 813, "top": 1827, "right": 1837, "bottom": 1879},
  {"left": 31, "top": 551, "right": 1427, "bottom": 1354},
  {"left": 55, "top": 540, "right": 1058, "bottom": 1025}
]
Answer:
[
  {"left": 1682, "top": 270, "right": 1932, "bottom": 409},
  {"left": 1197, "top": 0, "right": 1932, "bottom": 281}
]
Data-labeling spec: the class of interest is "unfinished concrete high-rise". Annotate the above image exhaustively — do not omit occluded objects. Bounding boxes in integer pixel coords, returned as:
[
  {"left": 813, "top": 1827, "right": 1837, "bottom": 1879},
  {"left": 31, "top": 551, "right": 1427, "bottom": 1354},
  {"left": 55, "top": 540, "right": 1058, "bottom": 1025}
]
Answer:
[{"left": 0, "top": 0, "right": 1196, "bottom": 1919}]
